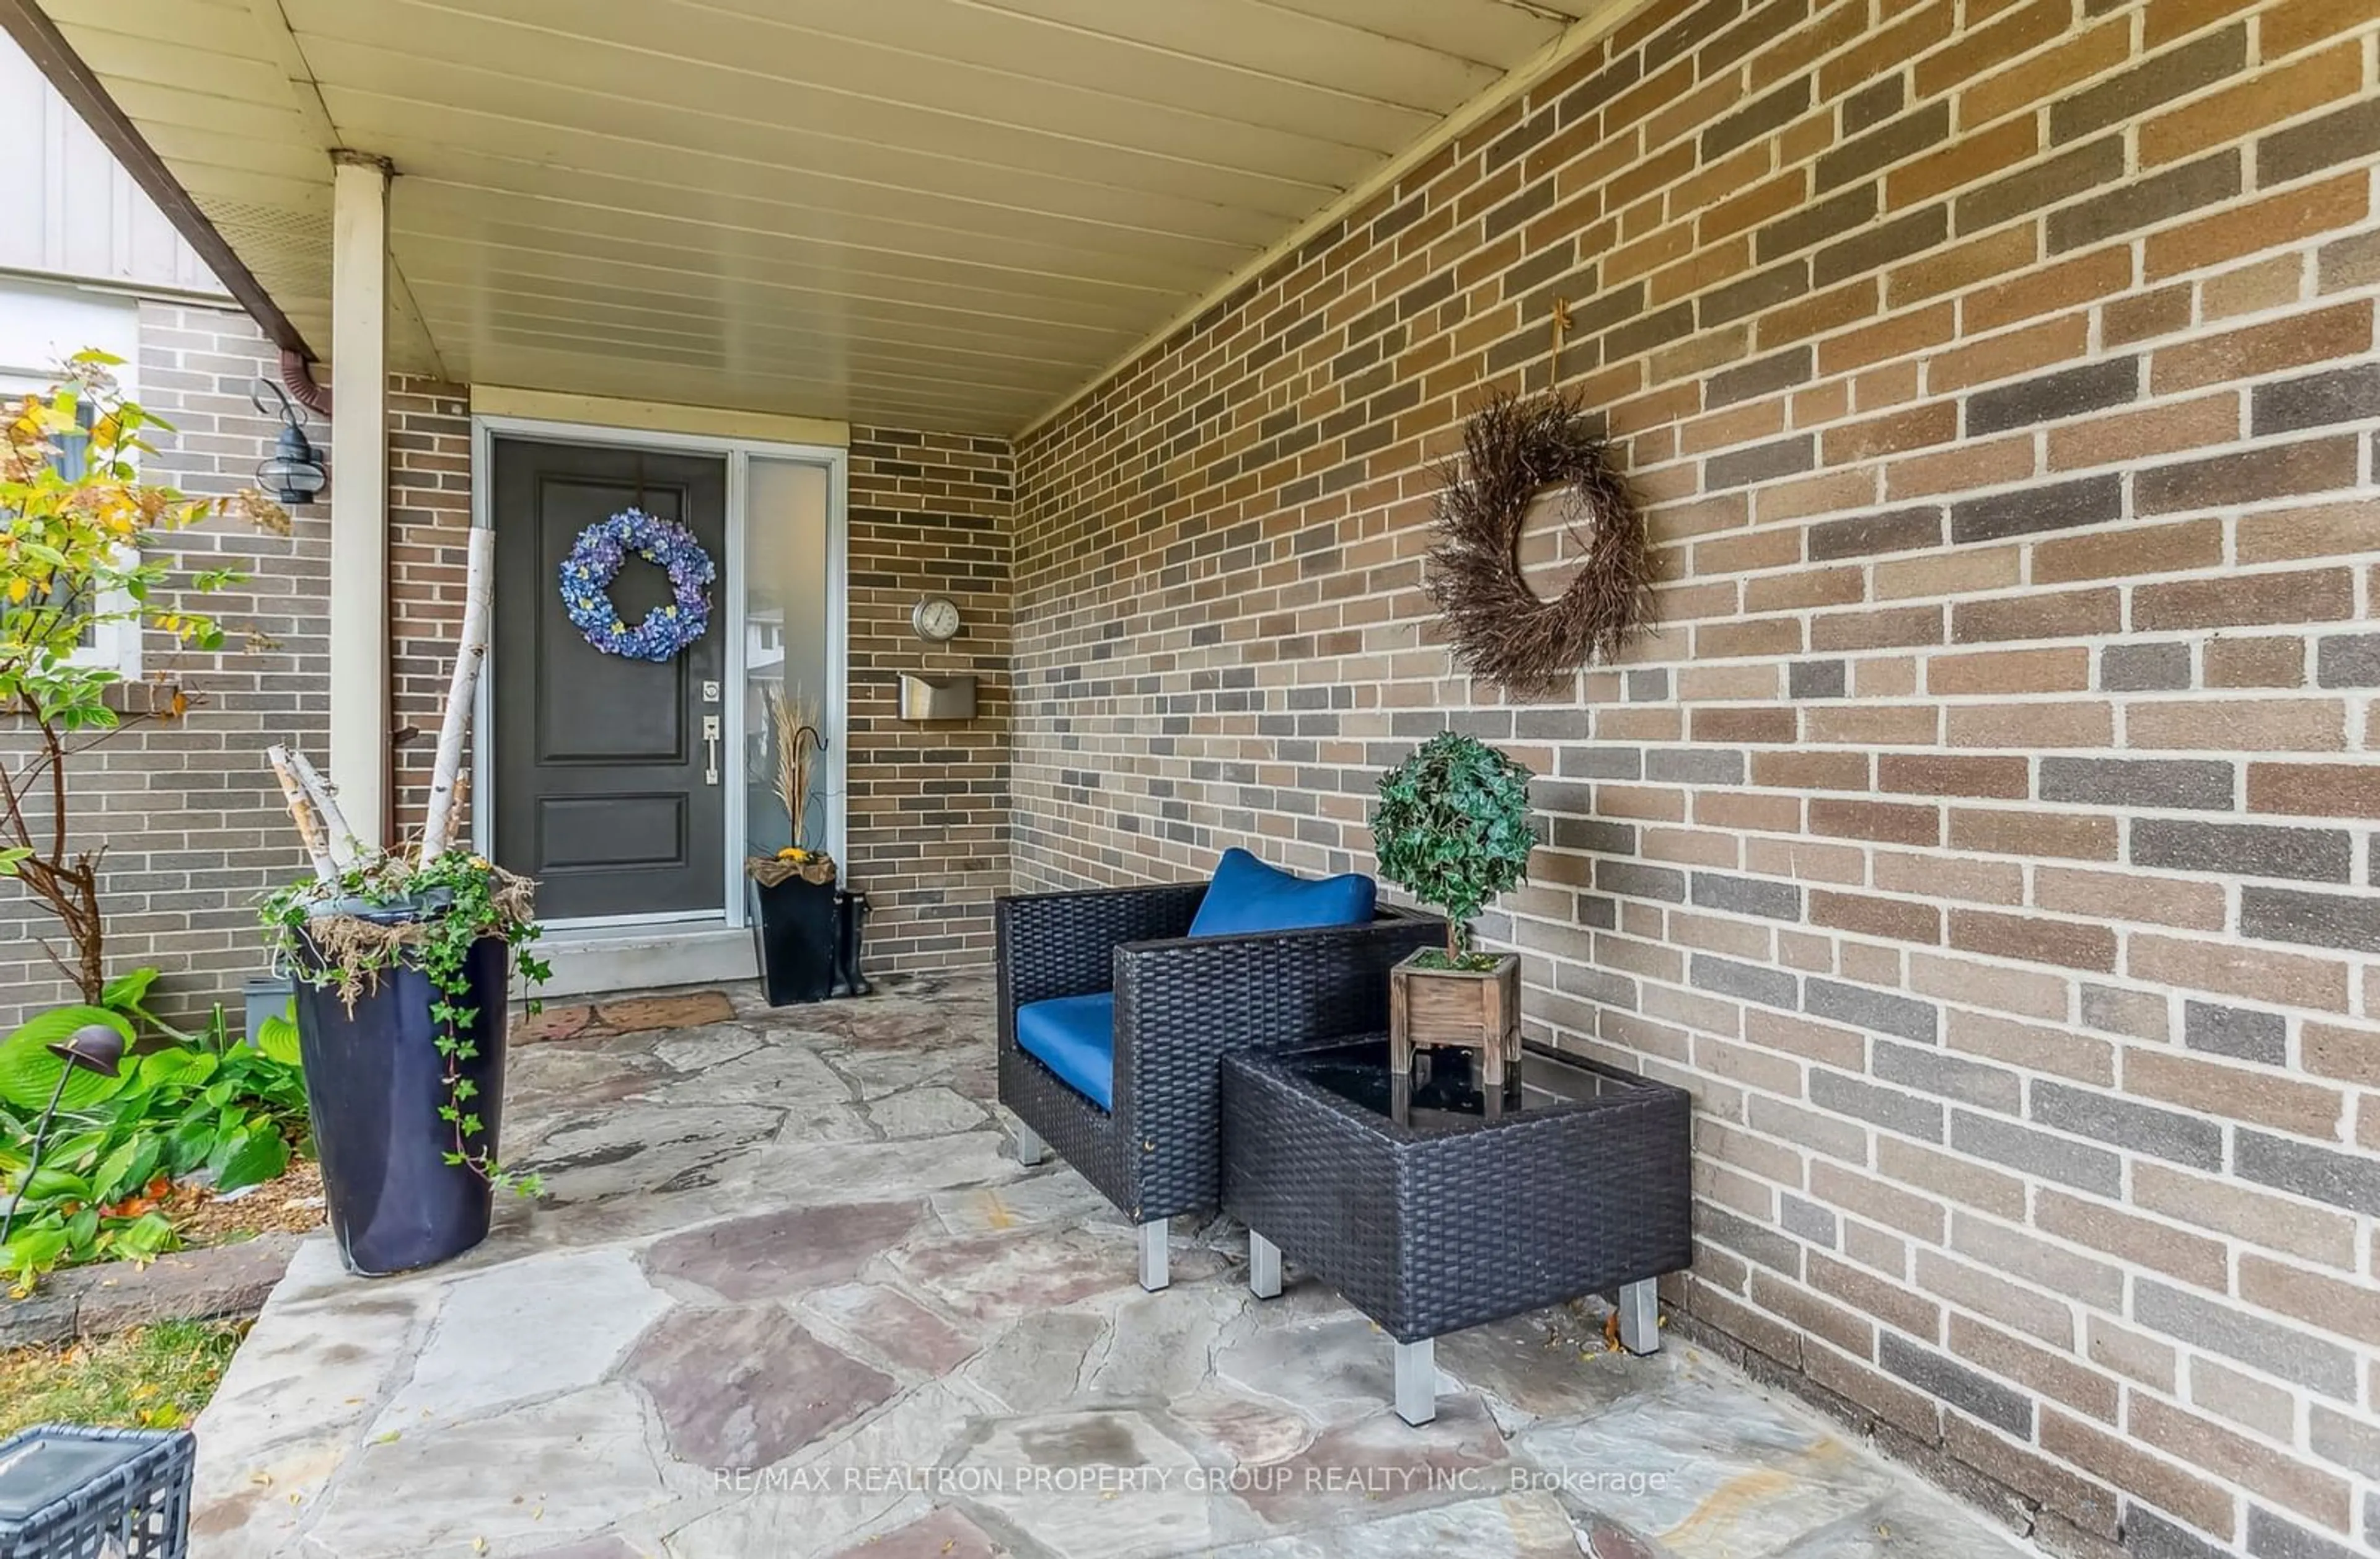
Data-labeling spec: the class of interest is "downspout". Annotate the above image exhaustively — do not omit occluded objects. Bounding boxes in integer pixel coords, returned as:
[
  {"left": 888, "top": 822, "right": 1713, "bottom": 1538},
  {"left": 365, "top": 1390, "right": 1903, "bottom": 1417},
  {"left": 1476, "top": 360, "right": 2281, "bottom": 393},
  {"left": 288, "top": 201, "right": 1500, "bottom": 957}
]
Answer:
[{"left": 279, "top": 349, "right": 330, "bottom": 418}]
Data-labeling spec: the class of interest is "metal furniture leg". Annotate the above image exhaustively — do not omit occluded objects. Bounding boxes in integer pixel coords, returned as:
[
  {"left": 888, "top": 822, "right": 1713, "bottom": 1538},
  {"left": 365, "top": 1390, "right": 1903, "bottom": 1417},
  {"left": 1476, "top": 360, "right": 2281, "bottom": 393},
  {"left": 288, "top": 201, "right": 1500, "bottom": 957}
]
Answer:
[
  {"left": 1137, "top": 1218, "right": 1170, "bottom": 1291},
  {"left": 1011, "top": 1120, "right": 1047, "bottom": 1166},
  {"left": 1248, "top": 1230, "right": 1282, "bottom": 1299},
  {"left": 1393, "top": 1337, "right": 1437, "bottom": 1426},
  {"left": 1617, "top": 1278, "right": 1660, "bottom": 1354}
]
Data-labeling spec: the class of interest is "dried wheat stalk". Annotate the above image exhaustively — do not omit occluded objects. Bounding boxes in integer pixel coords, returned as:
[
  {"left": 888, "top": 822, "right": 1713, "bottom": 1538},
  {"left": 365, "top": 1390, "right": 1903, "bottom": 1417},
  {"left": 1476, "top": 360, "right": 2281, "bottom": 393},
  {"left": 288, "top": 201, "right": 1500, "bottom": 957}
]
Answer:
[{"left": 767, "top": 683, "right": 824, "bottom": 846}]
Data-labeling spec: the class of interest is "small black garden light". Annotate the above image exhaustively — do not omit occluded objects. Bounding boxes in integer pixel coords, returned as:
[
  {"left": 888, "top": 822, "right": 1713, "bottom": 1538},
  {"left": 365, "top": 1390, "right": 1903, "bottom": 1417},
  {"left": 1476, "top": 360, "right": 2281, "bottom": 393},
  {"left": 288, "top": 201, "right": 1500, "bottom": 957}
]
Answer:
[
  {"left": 250, "top": 377, "right": 326, "bottom": 505},
  {"left": 0, "top": 1023, "right": 126, "bottom": 1246}
]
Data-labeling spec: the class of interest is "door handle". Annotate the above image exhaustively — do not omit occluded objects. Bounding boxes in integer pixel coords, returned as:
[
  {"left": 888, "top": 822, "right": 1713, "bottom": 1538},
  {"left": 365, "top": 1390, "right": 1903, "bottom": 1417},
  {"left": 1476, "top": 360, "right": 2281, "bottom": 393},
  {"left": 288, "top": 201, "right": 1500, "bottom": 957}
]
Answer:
[{"left": 702, "top": 714, "right": 721, "bottom": 785}]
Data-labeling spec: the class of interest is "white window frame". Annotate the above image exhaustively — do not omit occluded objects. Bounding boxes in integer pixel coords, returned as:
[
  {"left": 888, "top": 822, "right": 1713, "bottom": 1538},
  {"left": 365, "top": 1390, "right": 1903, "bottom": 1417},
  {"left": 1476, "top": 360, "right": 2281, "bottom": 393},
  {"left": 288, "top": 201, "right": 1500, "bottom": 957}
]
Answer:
[{"left": 0, "top": 369, "right": 142, "bottom": 678}]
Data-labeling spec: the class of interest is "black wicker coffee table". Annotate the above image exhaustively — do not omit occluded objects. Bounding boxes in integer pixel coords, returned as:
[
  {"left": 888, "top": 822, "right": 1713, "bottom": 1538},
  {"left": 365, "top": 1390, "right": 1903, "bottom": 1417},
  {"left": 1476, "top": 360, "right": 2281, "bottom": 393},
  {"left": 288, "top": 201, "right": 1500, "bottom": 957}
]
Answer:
[{"left": 1220, "top": 1036, "right": 1691, "bottom": 1424}]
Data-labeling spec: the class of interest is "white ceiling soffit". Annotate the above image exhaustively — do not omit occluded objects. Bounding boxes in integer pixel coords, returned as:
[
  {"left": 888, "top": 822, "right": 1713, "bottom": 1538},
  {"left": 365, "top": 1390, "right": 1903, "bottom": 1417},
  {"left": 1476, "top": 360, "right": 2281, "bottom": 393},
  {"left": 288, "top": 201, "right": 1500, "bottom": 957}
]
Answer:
[{"left": 35, "top": 0, "right": 1613, "bottom": 433}]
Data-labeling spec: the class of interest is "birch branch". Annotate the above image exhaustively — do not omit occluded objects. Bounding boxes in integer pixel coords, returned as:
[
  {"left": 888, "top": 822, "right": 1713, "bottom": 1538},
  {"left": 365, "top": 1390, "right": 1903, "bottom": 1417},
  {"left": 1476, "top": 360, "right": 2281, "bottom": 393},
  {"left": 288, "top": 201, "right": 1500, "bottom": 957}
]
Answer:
[
  {"left": 439, "top": 772, "right": 472, "bottom": 863},
  {"left": 420, "top": 525, "right": 494, "bottom": 863},
  {"left": 265, "top": 744, "right": 337, "bottom": 884},
  {"left": 286, "top": 748, "right": 362, "bottom": 870}
]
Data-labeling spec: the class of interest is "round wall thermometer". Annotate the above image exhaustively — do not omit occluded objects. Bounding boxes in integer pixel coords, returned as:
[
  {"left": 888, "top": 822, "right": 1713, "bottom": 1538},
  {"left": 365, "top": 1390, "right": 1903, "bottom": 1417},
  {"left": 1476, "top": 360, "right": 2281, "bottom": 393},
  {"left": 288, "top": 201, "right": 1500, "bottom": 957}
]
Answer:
[{"left": 911, "top": 594, "right": 962, "bottom": 643}]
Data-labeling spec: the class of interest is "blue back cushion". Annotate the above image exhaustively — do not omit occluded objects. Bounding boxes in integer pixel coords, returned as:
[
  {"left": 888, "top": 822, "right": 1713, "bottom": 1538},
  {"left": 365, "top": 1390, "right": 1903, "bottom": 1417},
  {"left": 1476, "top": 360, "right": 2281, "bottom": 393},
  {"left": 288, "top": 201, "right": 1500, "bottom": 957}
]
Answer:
[{"left": 1188, "top": 847, "right": 1377, "bottom": 938}]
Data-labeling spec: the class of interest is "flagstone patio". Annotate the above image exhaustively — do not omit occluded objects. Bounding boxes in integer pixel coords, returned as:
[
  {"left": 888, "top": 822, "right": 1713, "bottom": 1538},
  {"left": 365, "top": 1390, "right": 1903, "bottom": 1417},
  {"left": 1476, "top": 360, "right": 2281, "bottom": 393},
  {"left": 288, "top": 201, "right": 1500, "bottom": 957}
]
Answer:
[{"left": 188, "top": 974, "right": 2041, "bottom": 1559}]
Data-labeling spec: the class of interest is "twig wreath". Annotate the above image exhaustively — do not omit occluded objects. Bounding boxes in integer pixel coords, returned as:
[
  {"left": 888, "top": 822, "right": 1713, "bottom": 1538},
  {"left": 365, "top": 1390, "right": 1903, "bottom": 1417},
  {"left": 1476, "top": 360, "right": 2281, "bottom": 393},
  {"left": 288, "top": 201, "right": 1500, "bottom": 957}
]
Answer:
[
  {"left": 559, "top": 508, "right": 715, "bottom": 661},
  {"left": 1427, "top": 389, "right": 1654, "bottom": 690}
]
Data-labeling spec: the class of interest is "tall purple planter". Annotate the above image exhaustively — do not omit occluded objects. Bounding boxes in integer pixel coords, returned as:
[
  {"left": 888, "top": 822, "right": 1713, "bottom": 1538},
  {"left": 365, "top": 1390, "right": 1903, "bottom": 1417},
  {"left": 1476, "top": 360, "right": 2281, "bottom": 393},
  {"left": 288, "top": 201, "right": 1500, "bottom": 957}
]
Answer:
[{"left": 289, "top": 930, "right": 510, "bottom": 1277}]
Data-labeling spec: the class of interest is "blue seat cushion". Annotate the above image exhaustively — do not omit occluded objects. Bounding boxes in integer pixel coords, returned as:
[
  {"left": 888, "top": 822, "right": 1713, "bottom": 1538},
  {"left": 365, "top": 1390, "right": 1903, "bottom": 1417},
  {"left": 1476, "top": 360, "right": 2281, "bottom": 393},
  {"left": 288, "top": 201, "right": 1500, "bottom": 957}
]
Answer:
[
  {"left": 1015, "top": 992, "right": 1116, "bottom": 1111},
  {"left": 1188, "top": 846, "right": 1377, "bottom": 938}
]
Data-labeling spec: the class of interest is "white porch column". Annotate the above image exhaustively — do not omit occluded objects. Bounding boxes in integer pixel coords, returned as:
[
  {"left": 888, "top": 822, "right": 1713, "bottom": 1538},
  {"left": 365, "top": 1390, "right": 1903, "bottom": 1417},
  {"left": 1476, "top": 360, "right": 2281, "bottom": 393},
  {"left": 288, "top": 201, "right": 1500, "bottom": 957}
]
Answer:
[{"left": 328, "top": 151, "right": 390, "bottom": 845}]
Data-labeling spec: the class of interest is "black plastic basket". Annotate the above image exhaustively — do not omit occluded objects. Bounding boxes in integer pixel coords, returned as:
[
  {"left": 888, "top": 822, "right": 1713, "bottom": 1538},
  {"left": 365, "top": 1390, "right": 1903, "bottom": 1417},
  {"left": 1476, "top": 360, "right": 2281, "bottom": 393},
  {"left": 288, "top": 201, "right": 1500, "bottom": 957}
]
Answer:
[{"left": 0, "top": 1424, "right": 195, "bottom": 1559}]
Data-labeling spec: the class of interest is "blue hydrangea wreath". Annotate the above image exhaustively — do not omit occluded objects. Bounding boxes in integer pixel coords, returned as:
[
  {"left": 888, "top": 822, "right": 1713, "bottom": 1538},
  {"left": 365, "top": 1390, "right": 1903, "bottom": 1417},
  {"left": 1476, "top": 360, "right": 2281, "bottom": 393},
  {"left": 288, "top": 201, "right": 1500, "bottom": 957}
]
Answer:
[{"left": 558, "top": 508, "right": 716, "bottom": 662}]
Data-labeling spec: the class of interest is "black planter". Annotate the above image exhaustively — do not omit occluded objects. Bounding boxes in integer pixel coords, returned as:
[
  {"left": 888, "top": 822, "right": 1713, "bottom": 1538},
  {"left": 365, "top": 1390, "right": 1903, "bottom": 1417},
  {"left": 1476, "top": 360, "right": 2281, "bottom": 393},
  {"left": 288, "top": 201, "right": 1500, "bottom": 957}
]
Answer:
[
  {"left": 290, "top": 927, "right": 510, "bottom": 1277},
  {"left": 752, "top": 875, "right": 838, "bottom": 1005}
]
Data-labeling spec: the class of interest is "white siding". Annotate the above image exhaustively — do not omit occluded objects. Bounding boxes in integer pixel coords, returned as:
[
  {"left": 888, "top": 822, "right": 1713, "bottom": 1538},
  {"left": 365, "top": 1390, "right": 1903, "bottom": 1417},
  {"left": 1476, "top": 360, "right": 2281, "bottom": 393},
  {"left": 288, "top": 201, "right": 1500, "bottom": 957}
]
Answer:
[
  {"left": 0, "top": 274, "right": 138, "bottom": 384},
  {"left": 0, "top": 30, "right": 226, "bottom": 296}
]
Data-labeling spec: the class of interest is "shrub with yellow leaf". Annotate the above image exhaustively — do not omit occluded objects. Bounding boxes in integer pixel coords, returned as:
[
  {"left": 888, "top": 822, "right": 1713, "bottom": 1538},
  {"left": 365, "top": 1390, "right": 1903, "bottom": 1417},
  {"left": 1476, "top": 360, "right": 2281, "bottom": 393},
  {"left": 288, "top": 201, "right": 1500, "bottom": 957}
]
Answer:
[{"left": 1, "top": 350, "right": 289, "bottom": 1003}]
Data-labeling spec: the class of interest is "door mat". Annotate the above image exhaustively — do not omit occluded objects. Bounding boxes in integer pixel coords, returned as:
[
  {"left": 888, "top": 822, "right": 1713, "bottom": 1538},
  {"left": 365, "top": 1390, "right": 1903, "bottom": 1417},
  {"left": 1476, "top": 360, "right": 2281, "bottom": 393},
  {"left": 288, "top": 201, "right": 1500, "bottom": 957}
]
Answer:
[{"left": 516, "top": 989, "right": 738, "bottom": 1045}]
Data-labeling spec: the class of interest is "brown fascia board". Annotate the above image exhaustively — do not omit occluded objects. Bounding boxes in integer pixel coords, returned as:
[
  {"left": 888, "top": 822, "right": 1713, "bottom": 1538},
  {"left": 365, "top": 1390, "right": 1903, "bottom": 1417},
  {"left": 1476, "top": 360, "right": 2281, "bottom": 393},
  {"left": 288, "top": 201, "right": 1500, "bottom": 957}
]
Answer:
[{"left": 0, "top": 0, "right": 317, "bottom": 360}]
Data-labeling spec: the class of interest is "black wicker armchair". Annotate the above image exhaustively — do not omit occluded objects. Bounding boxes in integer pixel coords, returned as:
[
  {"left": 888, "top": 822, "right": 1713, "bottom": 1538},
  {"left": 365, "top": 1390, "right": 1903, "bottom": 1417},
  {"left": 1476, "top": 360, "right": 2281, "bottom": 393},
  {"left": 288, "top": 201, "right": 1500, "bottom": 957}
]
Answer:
[{"left": 995, "top": 881, "right": 1442, "bottom": 1289}]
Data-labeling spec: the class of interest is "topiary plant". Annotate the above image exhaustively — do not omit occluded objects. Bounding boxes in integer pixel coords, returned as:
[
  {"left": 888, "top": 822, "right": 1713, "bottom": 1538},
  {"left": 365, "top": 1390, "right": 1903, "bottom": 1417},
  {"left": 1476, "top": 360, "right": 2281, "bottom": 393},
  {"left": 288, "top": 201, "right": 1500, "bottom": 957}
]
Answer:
[{"left": 1370, "top": 731, "right": 1536, "bottom": 969}]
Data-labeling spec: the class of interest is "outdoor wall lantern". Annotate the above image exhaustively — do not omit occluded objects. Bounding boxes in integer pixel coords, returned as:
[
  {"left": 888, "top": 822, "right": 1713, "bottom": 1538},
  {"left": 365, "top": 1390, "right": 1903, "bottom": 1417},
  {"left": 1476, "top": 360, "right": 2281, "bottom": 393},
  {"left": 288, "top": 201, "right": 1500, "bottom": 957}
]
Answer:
[{"left": 252, "top": 378, "right": 327, "bottom": 505}]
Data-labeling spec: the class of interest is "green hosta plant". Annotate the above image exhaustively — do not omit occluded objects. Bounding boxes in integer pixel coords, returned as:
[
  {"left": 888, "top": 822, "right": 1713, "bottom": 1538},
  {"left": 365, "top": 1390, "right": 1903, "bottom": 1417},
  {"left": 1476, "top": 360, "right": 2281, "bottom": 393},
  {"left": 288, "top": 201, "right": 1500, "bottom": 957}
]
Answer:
[
  {"left": 1370, "top": 731, "right": 1536, "bottom": 969},
  {"left": 92, "top": 964, "right": 255, "bottom": 1052},
  {"left": 0, "top": 996, "right": 309, "bottom": 1287}
]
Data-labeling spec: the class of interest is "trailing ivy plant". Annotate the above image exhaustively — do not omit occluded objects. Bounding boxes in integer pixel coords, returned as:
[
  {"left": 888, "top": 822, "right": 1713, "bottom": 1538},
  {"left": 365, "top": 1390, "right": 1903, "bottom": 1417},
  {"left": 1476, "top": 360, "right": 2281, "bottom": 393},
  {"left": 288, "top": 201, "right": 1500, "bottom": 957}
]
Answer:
[
  {"left": 261, "top": 849, "right": 551, "bottom": 1195},
  {"left": 1370, "top": 731, "right": 1537, "bottom": 970}
]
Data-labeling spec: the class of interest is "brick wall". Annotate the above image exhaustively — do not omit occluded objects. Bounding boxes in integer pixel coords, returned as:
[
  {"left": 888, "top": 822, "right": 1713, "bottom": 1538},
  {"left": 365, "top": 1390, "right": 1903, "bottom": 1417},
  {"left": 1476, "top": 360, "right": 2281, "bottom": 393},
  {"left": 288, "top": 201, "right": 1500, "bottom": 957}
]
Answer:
[
  {"left": 387, "top": 377, "right": 474, "bottom": 844},
  {"left": 1011, "top": 0, "right": 2380, "bottom": 1553},
  {"left": 0, "top": 302, "right": 329, "bottom": 1031},
  {"left": 847, "top": 428, "right": 1013, "bottom": 971}
]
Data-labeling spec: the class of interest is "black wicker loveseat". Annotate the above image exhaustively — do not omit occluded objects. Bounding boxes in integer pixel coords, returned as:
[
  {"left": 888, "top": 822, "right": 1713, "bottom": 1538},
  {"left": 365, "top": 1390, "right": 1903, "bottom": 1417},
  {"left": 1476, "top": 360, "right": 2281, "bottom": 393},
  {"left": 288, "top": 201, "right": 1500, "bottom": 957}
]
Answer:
[{"left": 995, "top": 878, "right": 1442, "bottom": 1289}]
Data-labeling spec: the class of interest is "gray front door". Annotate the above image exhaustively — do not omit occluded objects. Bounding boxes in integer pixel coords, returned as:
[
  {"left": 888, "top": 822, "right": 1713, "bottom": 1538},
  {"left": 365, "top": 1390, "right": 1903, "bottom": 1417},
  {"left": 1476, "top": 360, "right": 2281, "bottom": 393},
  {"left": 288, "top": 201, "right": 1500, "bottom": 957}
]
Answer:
[{"left": 490, "top": 438, "right": 728, "bottom": 922}]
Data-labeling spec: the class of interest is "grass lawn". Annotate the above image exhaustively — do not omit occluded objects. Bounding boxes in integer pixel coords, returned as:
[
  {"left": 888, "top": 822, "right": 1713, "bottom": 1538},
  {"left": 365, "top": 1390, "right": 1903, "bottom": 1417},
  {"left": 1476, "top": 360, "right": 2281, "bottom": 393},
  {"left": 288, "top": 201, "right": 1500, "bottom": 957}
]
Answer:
[{"left": 0, "top": 1319, "right": 249, "bottom": 1437}]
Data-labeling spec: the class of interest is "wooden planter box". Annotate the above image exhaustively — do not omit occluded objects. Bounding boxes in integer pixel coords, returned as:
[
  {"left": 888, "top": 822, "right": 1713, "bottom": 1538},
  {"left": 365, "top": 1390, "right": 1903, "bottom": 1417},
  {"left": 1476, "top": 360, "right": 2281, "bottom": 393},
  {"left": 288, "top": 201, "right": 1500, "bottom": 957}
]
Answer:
[{"left": 1388, "top": 949, "right": 1520, "bottom": 1087}]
